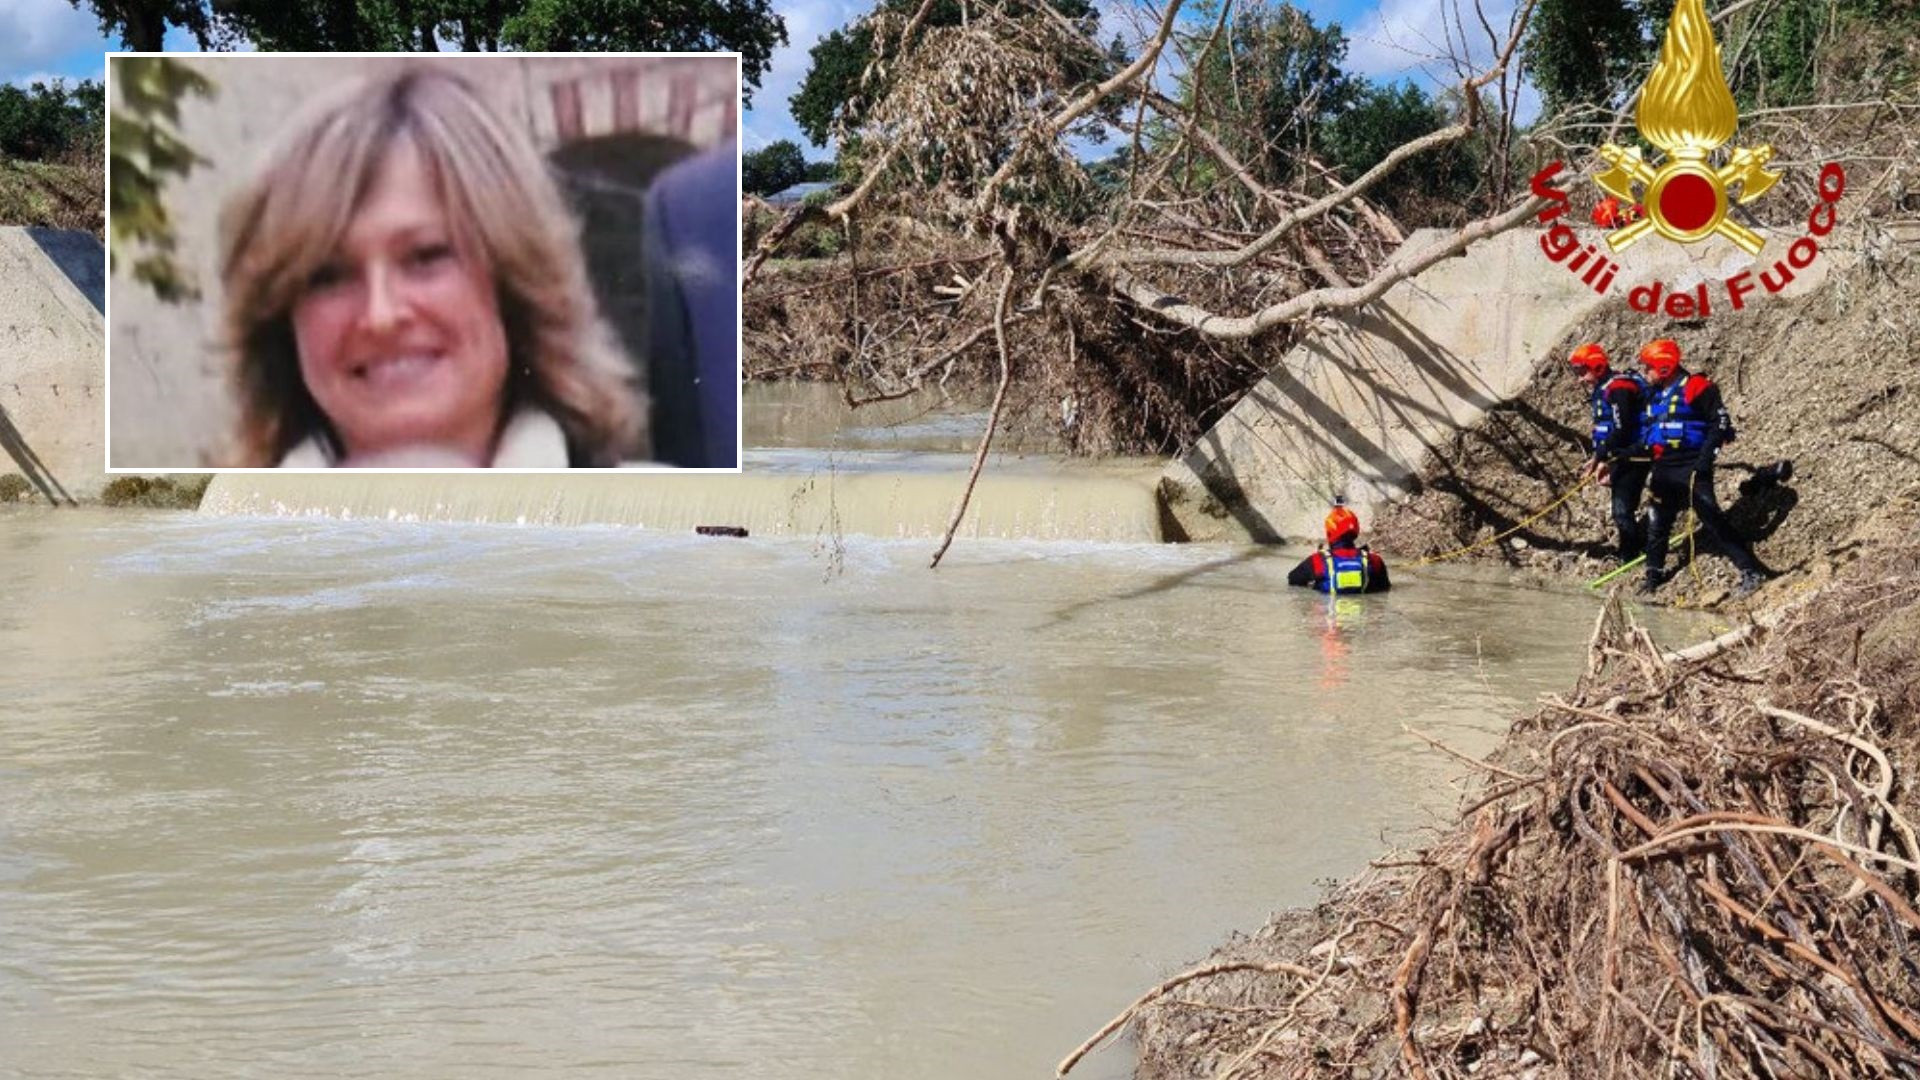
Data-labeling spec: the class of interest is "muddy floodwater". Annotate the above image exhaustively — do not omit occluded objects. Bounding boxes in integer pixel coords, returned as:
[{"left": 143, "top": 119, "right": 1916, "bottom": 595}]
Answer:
[{"left": 0, "top": 509, "right": 1712, "bottom": 1079}]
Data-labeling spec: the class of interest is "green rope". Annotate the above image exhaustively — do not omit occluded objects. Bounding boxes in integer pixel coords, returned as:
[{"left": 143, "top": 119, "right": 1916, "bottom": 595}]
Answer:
[{"left": 1586, "top": 524, "right": 1697, "bottom": 590}]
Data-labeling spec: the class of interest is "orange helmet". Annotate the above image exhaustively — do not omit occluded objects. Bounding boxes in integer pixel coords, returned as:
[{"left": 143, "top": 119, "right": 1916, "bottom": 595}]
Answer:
[
  {"left": 1639, "top": 338, "right": 1683, "bottom": 380},
  {"left": 1325, "top": 506, "right": 1360, "bottom": 545},
  {"left": 1568, "top": 343, "right": 1609, "bottom": 374}
]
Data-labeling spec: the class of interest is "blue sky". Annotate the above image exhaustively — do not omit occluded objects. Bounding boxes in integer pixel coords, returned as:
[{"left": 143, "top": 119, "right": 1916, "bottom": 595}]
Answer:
[{"left": 1, "top": 0, "right": 1532, "bottom": 155}]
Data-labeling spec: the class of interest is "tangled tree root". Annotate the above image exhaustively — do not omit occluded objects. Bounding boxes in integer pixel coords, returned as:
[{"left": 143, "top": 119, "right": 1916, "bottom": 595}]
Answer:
[{"left": 1084, "top": 538, "right": 1920, "bottom": 1079}]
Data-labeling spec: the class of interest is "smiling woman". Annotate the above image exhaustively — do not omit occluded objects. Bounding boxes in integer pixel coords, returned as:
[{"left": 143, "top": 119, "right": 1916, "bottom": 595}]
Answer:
[{"left": 217, "top": 68, "right": 645, "bottom": 468}]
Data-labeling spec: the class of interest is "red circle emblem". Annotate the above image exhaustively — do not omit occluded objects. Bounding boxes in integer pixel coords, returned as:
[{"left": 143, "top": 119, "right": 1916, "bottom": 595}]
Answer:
[{"left": 1659, "top": 173, "right": 1718, "bottom": 232}]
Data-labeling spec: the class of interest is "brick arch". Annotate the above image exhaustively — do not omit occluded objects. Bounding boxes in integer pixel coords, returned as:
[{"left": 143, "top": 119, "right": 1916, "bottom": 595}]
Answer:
[{"left": 532, "top": 58, "right": 738, "bottom": 151}]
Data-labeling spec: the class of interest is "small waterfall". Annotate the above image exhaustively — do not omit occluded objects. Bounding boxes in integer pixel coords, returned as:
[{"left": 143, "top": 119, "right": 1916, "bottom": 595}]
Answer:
[{"left": 198, "top": 454, "right": 1171, "bottom": 543}]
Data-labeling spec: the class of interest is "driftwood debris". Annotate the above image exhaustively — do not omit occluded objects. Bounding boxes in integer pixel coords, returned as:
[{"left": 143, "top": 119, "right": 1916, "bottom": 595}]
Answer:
[{"left": 1080, "top": 538, "right": 1920, "bottom": 1079}]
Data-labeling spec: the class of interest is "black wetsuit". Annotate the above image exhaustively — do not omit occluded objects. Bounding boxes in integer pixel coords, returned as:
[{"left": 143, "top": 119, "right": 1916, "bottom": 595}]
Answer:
[
  {"left": 1590, "top": 371, "right": 1650, "bottom": 561},
  {"left": 1641, "top": 372, "right": 1762, "bottom": 580}
]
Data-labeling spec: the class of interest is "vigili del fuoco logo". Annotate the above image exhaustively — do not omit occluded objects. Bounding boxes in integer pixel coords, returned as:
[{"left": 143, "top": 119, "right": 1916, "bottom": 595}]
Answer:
[{"left": 1525, "top": 0, "right": 1845, "bottom": 319}]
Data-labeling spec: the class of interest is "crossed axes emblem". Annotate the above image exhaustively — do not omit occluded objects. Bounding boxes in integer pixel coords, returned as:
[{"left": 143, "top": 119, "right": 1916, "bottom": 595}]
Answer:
[{"left": 1595, "top": 143, "right": 1781, "bottom": 255}]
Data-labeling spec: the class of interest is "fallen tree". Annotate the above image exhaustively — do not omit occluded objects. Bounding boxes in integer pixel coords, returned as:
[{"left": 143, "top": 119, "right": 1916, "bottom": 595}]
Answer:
[{"left": 746, "top": 0, "right": 1545, "bottom": 564}]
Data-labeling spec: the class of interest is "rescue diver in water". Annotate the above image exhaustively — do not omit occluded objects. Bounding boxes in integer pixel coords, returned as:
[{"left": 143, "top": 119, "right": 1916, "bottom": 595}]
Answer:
[{"left": 1288, "top": 506, "right": 1392, "bottom": 594}]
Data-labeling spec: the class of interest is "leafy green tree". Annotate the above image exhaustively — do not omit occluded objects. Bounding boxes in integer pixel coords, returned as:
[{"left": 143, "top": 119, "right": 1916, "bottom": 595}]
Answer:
[
  {"left": 1324, "top": 79, "right": 1477, "bottom": 216},
  {"left": 71, "top": 0, "right": 786, "bottom": 102},
  {"left": 66, "top": 0, "right": 217, "bottom": 53},
  {"left": 790, "top": 23, "right": 873, "bottom": 147},
  {"left": 1744, "top": 0, "right": 1826, "bottom": 107},
  {"left": 499, "top": 0, "right": 786, "bottom": 97},
  {"left": 742, "top": 138, "right": 805, "bottom": 195},
  {"left": 1184, "top": 2, "right": 1357, "bottom": 187},
  {"left": 1520, "top": 0, "right": 1650, "bottom": 120},
  {"left": 789, "top": 0, "right": 1097, "bottom": 148},
  {"left": 803, "top": 157, "right": 837, "bottom": 182},
  {"left": 0, "top": 80, "right": 105, "bottom": 161}
]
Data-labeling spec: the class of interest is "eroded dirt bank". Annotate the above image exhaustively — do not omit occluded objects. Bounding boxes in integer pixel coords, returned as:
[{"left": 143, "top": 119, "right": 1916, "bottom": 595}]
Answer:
[{"left": 1372, "top": 246, "right": 1920, "bottom": 607}]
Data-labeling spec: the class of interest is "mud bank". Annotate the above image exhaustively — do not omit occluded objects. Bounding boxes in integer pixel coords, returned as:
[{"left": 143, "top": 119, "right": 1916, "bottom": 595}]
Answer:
[
  {"left": 1370, "top": 247, "right": 1920, "bottom": 608},
  {"left": 1098, "top": 484, "right": 1920, "bottom": 1079}
]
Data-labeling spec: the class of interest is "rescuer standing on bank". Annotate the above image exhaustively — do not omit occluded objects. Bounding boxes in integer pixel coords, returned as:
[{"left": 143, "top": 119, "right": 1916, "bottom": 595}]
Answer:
[
  {"left": 1637, "top": 339, "right": 1767, "bottom": 597},
  {"left": 1288, "top": 506, "right": 1392, "bottom": 594},
  {"left": 1569, "top": 343, "right": 1650, "bottom": 563}
]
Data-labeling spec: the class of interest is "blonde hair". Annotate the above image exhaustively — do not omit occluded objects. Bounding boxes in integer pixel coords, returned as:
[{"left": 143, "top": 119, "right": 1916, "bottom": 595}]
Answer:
[{"left": 218, "top": 66, "right": 645, "bottom": 466}]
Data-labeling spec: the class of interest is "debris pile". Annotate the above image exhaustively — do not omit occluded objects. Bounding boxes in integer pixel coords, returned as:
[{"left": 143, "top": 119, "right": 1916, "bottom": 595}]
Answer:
[{"left": 1082, "top": 492, "right": 1920, "bottom": 1078}]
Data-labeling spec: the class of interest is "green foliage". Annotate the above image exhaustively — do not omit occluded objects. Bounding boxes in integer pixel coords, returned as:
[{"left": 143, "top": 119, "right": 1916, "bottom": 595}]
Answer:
[
  {"left": 77, "top": 1, "right": 786, "bottom": 102},
  {"left": 791, "top": 23, "right": 876, "bottom": 148},
  {"left": 1520, "top": 0, "right": 1651, "bottom": 120},
  {"left": 1740, "top": 0, "right": 1830, "bottom": 107},
  {"left": 789, "top": 0, "right": 1097, "bottom": 148},
  {"left": 789, "top": 217, "right": 844, "bottom": 258},
  {"left": 0, "top": 80, "right": 103, "bottom": 162},
  {"left": 109, "top": 57, "right": 213, "bottom": 302},
  {"left": 67, "top": 0, "right": 217, "bottom": 52},
  {"left": 497, "top": 0, "right": 787, "bottom": 100},
  {"left": 1185, "top": 1, "right": 1357, "bottom": 187},
  {"left": 743, "top": 138, "right": 807, "bottom": 195},
  {"left": 1723, "top": 0, "right": 1916, "bottom": 110},
  {"left": 1082, "top": 144, "right": 1131, "bottom": 194},
  {"left": 803, "top": 157, "right": 837, "bottom": 182},
  {"left": 1323, "top": 79, "right": 1474, "bottom": 214}
]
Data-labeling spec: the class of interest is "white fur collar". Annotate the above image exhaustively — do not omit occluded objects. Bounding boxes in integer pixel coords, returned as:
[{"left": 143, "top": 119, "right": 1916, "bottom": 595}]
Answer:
[{"left": 276, "top": 407, "right": 570, "bottom": 468}]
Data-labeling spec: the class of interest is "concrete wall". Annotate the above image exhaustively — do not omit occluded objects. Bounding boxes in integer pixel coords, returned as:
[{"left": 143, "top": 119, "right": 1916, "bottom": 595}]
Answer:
[
  {"left": 1159, "top": 225, "right": 1838, "bottom": 544},
  {"left": 0, "top": 228, "right": 105, "bottom": 502}
]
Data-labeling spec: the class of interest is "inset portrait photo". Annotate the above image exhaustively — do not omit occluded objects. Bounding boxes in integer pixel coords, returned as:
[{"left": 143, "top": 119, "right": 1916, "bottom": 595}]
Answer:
[{"left": 108, "top": 54, "right": 742, "bottom": 470}]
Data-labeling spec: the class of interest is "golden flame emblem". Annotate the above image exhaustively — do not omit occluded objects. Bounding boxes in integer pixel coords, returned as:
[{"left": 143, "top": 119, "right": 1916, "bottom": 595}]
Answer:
[{"left": 1595, "top": 0, "right": 1780, "bottom": 254}]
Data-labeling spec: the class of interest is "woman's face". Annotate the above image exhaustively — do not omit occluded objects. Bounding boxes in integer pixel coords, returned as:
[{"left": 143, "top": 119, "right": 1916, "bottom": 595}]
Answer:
[{"left": 289, "top": 140, "right": 510, "bottom": 463}]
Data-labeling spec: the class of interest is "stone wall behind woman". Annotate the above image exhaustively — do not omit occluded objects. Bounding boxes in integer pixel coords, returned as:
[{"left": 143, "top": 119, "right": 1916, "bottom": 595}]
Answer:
[{"left": 107, "top": 54, "right": 738, "bottom": 469}]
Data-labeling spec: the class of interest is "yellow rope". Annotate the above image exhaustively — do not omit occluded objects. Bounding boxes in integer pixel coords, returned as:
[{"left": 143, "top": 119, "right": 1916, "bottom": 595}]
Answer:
[
  {"left": 1687, "top": 471, "right": 1705, "bottom": 591},
  {"left": 1414, "top": 474, "right": 1594, "bottom": 567}
]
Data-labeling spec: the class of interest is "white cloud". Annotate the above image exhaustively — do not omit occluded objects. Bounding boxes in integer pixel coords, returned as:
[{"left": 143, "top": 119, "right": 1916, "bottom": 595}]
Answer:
[
  {"left": 1346, "top": 0, "right": 1519, "bottom": 86},
  {"left": 743, "top": 0, "right": 868, "bottom": 151},
  {"left": 0, "top": 0, "right": 107, "bottom": 82},
  {"left": 8, "top": 69, "right": 66, "bottom": 89}
]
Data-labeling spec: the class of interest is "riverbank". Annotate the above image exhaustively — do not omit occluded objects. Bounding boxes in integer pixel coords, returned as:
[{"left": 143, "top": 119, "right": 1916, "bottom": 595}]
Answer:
[
  {"left": 1370, "top": 245, "right": 1920, "bottom": 608},
  {"left": 1106, "top": 482, "right": 1920, "bottom": 1078},
  {"left": 0, "top": 159, "right": 99, "bottom": 237}
]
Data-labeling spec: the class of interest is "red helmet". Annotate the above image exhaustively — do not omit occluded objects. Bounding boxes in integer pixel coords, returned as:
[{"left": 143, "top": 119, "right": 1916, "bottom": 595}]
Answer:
[
  {"left": 1568, "top": 343, "right": 1609, "bottom": 374},
  {"left": 1325, "top": 506, "right": 1360, "bottom": 545},
  {"left": 1639, "top": 339, "right": 1683, "bottom": 380}
]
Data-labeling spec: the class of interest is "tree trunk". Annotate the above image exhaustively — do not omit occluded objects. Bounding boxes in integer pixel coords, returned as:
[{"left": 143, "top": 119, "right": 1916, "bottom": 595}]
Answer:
[{"left": 128, "top": 8, "right": 166, "bottom": 52}]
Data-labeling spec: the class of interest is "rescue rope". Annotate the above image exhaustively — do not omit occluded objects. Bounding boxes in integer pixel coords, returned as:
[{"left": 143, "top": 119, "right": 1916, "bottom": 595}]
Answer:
[
  {"left": 1585, "top": 523, "right": 1699, "bottom": 589},
  {"left": 1413, "top": 475, "right": 1594, "bottom": 567}
]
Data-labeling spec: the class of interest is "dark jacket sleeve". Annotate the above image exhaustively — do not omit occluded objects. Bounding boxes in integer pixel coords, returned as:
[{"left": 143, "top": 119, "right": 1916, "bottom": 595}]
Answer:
[
  {"left": 643, "top": 148, "right": 742, "bottom": 467},
  {"left": 1367, "top": 552, "right": 1392, "bottom": 592},
  {"left": 1684, "top": 377, "right": 1736, "bottom": 462},
  {"left": 1601, "top": 380, "right": 1646, "bottom": 461},
  {"left": 1287, "top": 553, "right": 1320, "bottom": 588}
]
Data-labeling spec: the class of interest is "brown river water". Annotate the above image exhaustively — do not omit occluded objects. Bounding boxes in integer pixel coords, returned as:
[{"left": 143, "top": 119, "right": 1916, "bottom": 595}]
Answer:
[{"left": 0, "top": 497, "right": 1717, "bottom": 1080}]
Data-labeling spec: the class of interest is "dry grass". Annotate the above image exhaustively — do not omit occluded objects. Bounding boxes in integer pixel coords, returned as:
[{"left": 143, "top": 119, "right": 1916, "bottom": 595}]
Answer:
[{"left": 0, "top": 157, "right": 102, "bottom": 237}]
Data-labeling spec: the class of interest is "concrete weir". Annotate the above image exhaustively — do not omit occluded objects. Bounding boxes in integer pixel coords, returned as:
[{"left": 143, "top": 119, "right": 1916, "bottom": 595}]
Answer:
[
  {"left": 1158, "top": 225, "right": 1836, "bottom": 544},
  {"left": 0, "top": 228, "right": 105, "bottom": 503},
  {"left": 200, "top": 453, "right": 1170, "bottom": 543}
]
